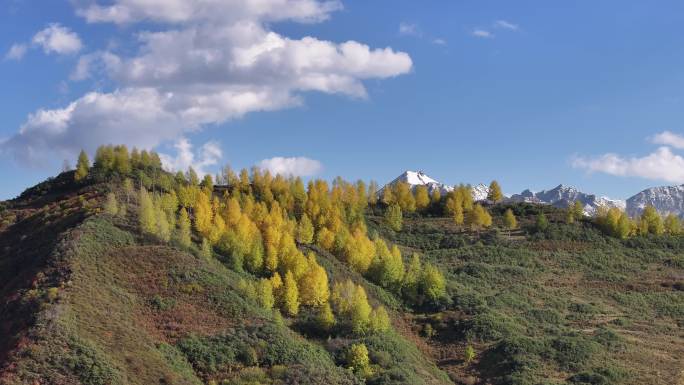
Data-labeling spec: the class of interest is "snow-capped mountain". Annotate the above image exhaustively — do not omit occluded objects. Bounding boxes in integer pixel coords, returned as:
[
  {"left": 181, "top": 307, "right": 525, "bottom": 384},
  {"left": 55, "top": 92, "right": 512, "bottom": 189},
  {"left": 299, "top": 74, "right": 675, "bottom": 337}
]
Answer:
[
  {"left": 626, "top": 185, "right": 684, "bottom": 218},
  {"left": 509, "top": 184, "right": 625, "bottom": 215},
  {"left": 471, "top": 183, "right": 490, "bottom": 201},
  {"left": 380, "top": 171, "right": 453, "bottom": 195}
]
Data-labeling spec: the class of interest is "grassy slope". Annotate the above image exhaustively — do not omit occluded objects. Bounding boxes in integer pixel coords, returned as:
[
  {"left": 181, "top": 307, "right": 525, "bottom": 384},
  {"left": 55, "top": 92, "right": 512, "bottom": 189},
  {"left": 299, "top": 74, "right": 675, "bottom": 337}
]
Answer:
[
  {"left": 0, "top": 177, "right": 450, "bottom": 385},
  {"left": 370, "top": 208, "right": 684, "bottom": 385}
]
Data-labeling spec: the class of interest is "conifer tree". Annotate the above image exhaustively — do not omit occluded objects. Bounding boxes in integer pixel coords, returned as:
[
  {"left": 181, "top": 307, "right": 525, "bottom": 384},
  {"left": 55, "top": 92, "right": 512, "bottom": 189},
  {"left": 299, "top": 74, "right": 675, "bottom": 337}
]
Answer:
[
  {"left": 421, "top": 263, "right": 446, "bottom": 302},
  {"left": 487, "top": 180, "right": 503, "bottom": 202},
  {"left": 346, "top": 343, "right": 371, "bottom": 376},
  {"left": 616, "top": 213, "right": 632, "bottom": 239},
  {"left": 641, "top": 205, "right": 664, "bottom": 235},
  {"left": 367, "top": 181, "right": 378, "bottom": 206},
  {"left": 316, "top": 303, "right": 336, "bottom": 333},
  {"left": 138, "top": 187, "right": 156, "bottom": 235},
  {"left": 536, "top": 211, "right": 549, "bottom": 232},
  {"left": 664, "top": 214, "right": 681, "bottom": 235},
  {"left": 350, "top": 284, "right": 372, "bottom": 334},
  {"left": 368, "top": 306, "right": 391, "bottom": 333},
  {"left": 104, "top": 192, "right": 119, "bottom": 215},
  {"left": 414, "top": 185, "right": 430, "bottom": 211},
  {"left": 175, "top": 208, "right": 192, "bottom": 248},
  {"left": 187, "top": 167, "right": 200, "bottom": 186},
  {"left": 394, "top": 181, "right": 416, "bottom": 212},
  {"left": 299, "top": 255, "right": 330, "bottom": 307},
  {"left": 113, "top": 145, "right": 131, "bottom": 174},
  {"left": 200, "top": 238, "right": 212, "bottom": 259},
  {"left": 156, "top": 205, "right": 171, "bottom": 242},
  {"left": 430, "top": 189, "right": 442, "bottom": 205},
  {"left": 193, "top": 191, "right": 213, "bottom": 236},
  {"left": 402, "top": 253, "right": 422, "bottom": 303},
  {"left": 256, "top": 278, "right": 275, "bottom": 310},
  {"left": 503, "top": 208, "right": 517, "bottom": 233},
  {"left": 381, "top": 186, "right": 395, "bottom": 206},
  {"left": 75, "top": 150, "right": 90, "bottom": 181},
  {"left": 467, "top": 204, "right": 492, "bottom": 230},
  {"left": 384, "top": 204, "right": 403, "bottom": 231},
  {"left": 282, "top": 271, "right": 300, "bottom": 316},
  {"left": 296, "top": 214, "right": 314, "bottom": 244}
]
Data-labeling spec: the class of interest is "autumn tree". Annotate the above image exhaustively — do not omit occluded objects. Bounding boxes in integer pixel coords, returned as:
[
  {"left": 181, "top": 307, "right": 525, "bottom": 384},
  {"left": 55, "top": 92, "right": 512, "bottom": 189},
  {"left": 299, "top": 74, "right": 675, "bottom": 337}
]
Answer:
[
  {"left": 346, "top": 343, "right": 371, "bottom": 377},
  {"left": 296, "top": 214, "right": 314, "bottom": 244},
  {"left": 256, "top": 278, "right": 275, "bottom": 310},
  {"left": 368, "top": 240, "right": 404, "bottom": 291},
  {"left": 75, "top": 150, "right": 89, "bottom": 181},
  {"left": 414, "top": 185, "right": 430, "bottom": 211},
  {"left": 421, "top": 263, "right": 446, "bottom": 303},
  {"left": 175, "top": 208, "right": 192, "bottom": 248},
  {"left": 384, "top": 204, "right": 403, "bottom": 231},
  {"left": 315, "top": 303, "right": 336, "bottom": 333},
  {"left": 467, "top": 204, "right": 492, "bottom": 231},
  {"left": 193, "top": 191, "right": 213, "bottom": 237},
  {"left": 503, "top": 208, "right": 517, "bottom": 233},
  {"left": 567, "top": 201, "right": 584, "bottom": 224},
  {"left": 664, "top": 214, "right": 681, "bottom": 235},
  {"left": 299, "top": 255, "right": 330, "bottom": 306},
  {"left": 281, "top": 271, "right": 300, "bottom": 316},
  {"left": 367, "top": 181, "right": 378, "bottom": 206},
  {"left": 368, "top": 306, "right": 391, "bottom": 333},
  {"left": 138, "top": 187, "right": 156, "bottom": 235},
  {"left": 640, "top": 205, "right": 664, "bottom": 235},
  {"left": 487, "top": 180, "right": 503, "bottom": 202},
  {"left": 402, "top": 253, "right": 422, "bottom": 303},
  {"left": 104, "top": 192, "right": 119, "bottom": 215},
  {"left": 430, "top": 189, "right": 442, "bottom": 205}
]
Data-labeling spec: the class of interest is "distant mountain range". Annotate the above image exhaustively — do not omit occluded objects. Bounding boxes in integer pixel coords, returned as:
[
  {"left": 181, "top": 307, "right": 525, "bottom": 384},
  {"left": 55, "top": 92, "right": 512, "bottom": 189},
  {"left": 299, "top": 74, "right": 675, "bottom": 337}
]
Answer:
[{"left": 383, "top": 171, "right": 684, "bottom": 217}]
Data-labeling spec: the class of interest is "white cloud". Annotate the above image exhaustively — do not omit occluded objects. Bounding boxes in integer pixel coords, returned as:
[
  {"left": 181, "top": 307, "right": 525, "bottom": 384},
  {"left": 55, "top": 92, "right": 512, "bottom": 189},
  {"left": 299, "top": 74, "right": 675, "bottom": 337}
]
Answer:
[
  {"left": 472, "top": 29, "right": 493, "bottom": 39},
  {"left": 3, "top": 1, "right": 412, "bottom": 164},
  {"left": 494, "top": 20, "right": 519, "bottom": 31},
  {"left": 258, "top": 156, "right": 322, "bottom": 177},
  {"left": 432, "top": 38, "right": 447, "bottom": 46},
  {"left": 651, "top": 130, "right": 684, "bottom": 149},
  {"left": 5, "top": 43, "right": 27, "bottom": 60},
  {"left": 572, "top": 146, "right": 684, "bottom": 183},
  {"left": 159, "top": 137, "right": 223, "bottom": 176},
  {"left": 32, "top": 23, "right": 83, "bottom": 55},
  {"left": 76, "top": 0, "right": 343, "bottom": 25},
  {"left": 398, "top": 22, "right": 419, "bottom": 36}
]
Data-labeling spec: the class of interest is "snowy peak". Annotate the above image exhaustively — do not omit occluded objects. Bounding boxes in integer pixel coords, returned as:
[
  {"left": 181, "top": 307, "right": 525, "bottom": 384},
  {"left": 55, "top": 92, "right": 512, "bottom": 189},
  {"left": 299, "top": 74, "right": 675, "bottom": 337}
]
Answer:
[
  {"left": 626, "top": 184, "right": 684, "bottom": 218},
  {"left": 509, "top": 184, "right": 625, "bottom": 215},
  {"left": 382, "top": 171, "right": 453, "bottom": 195}
]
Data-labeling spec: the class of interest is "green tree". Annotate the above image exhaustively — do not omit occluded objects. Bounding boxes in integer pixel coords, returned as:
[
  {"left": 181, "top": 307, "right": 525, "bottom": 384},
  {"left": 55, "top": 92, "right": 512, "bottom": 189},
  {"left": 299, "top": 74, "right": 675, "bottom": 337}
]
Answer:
[
  {"left": 200, "top": 238, "right": 212, "bottom": 259},
  {"left": 536, "top": 211, "right": 549, "bottom": 232},
  {"left": 384, "top": 204, "right": 403, "bottom": 231},
  {"left": 464, "top": 345, "right": 476, "bottom": 363},
  {"left": 487, "top": 180, "right": 503, "bottom": 202},
  {"left": 75, "top": 150, "right": 90, "bottom": 181},
  {"left": 367, "top": 181, "right": 378, "bottom": 206}
]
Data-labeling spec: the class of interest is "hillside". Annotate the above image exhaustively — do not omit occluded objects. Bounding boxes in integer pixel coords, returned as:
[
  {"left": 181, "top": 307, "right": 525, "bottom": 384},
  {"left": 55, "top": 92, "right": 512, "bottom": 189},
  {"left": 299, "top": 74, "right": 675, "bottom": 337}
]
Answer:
[{"left": 0, "top": 153, "right": 683, "bottom": 385}]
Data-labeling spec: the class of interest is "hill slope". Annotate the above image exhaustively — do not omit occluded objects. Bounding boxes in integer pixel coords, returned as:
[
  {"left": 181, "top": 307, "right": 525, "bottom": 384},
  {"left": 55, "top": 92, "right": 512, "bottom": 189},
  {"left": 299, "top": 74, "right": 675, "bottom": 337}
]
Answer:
[{"left": 1, "top": 169, "right": 683, "bottom": 385}]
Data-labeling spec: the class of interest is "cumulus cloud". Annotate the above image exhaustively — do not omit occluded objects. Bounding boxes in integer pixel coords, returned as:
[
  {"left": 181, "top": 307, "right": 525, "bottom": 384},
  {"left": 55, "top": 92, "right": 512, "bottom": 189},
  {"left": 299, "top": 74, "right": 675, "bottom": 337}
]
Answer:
[
  {"left": 572, "top": 135, "right": 684, "bottom": 183},
  {"left": 2, "top": 0, "right": 412, "bottom": 165},
  {"left": 32, "top": 23, "right": 83, "bottom": 55},
  {"left": 472, "top": 29, "right": 493, "bottom": 39},
  {"left": 5, "top": 43, "right": 27, "bottom": 60},
  {"left": 258, "top": 156, "right": 323, "bottom": 177},
  {"left": 76, "top": 0, "right": 343, "bottom": 25},
  {"left": 494, "top": 20, "right": 519, "bottom": 31},
  {"left": 651, "top": 130, "right": 684, "bottom": 149},
  {"left": 159, "top": 138, "right": 223, "bottom": 176}
]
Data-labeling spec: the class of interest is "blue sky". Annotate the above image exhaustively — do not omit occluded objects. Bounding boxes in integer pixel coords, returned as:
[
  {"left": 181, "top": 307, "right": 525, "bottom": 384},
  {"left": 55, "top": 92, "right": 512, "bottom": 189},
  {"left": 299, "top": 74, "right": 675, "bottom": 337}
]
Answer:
[{"left": 2, "top": 1, "right": 684, "bottom": 200}]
